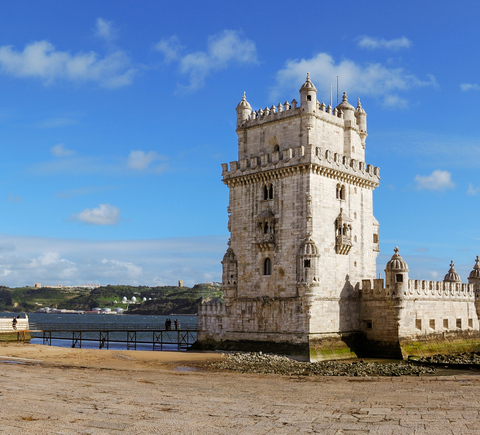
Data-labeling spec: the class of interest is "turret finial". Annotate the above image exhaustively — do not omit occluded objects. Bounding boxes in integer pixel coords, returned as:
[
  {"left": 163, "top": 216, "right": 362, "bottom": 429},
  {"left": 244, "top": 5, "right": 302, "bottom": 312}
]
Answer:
[{"left": 342, "top": 92, "right": 348, "bottom": 102}]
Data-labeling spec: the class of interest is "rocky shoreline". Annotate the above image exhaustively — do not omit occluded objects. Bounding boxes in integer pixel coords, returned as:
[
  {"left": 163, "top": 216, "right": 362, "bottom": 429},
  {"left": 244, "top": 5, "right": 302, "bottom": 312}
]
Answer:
[{"left": 207, "top": 352, "right": 437, "bottom": 377}]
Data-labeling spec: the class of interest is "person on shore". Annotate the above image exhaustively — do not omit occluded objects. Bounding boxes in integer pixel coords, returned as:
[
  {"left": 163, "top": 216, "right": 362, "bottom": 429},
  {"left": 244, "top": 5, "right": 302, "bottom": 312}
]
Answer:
[{"left": 12, "top": 316, "right": 17, "bottom": 330}]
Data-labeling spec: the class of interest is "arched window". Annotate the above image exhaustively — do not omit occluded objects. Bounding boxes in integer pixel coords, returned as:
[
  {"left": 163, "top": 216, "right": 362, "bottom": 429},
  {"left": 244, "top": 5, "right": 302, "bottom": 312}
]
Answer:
[
  {"left": 273, "top": 144, "right": 280, "bottom": 153},
  {"left": 263, "top": 183, "right": 274, "bottom": 200},
  {"left": 263, "top": 258, "right": 272, "bottom": 276},
  {"left": 336, "top": 184, "right": 346, "bottom": 200},
  {"left": 263, "top": 222, "right": 269, "bottom": 234}
]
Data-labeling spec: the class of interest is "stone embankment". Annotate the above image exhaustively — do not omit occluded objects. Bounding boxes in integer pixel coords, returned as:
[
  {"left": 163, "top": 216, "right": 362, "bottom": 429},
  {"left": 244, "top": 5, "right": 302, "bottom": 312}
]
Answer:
[{"left": 208, "top": 352, "right": 436, "bottom": 376}]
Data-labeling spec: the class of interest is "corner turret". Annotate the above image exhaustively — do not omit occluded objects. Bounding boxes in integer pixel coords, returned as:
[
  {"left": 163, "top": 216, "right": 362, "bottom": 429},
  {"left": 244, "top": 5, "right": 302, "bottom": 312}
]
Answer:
[
  {"left": 355, "top": 98, "right": 367, "bottom": 148},
  {"left": 236, "top": 92, "right": 252, "bottom": 127},
  {"left": 443, "top": 261, "right": 462, "bottom": 283},
  {"left": 299, "top": 73, "right": 317, "bottom": 113},
  {"left": 385, "top": 247, "right": 409, "bottom": 296},
  {"left": 336, "top": 92, "right": 355, "bottom": 122}
]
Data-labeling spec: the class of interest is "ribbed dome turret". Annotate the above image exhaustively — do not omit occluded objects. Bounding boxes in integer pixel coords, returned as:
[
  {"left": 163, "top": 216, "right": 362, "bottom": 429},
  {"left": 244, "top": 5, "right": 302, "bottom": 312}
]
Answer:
[
  {"left": 444, "top": 261, "right": 462, "bottom": 283},
  {"left": 299, "top": 237, "right": 318, "bottom": 256},
  {"left": 236, "top": 92, "right": 251, "bottom": 111},
  {"left": 385, "top": 247, "right": 409, "bottom": 271},
  {"left": 299, "top": 72, "right": 317, "bottom": 92},
  {"left": 336, "top": 92, "right": 355, "bottom": 112},
  {"left": 469, "top": 256, "right": 480, "bottom": 279},
  {"left": 222, "top": 247, "right": 236, "bottom": 263},
  {"left": 356, "top": 98, "right": 366, "bottom": 114}
]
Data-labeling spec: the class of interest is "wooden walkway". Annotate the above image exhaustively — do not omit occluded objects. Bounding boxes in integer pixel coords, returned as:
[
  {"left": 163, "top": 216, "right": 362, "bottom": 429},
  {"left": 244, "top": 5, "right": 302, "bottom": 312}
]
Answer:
[{"left": 33, "top": 323, "right": 198, "bottom": 350}]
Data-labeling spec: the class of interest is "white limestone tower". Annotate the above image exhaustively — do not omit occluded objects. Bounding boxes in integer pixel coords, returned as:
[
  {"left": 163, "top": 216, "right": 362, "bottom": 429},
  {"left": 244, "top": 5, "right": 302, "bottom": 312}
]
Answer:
[{"left": 199, "top": 74, "right": 381, "bottom": 360}]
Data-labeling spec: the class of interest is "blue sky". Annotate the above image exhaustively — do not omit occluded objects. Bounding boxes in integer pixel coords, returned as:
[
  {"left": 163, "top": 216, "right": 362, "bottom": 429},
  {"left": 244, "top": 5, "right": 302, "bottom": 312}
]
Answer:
[{"left": 0, "top": 1, "right": 478, "bottom": 287}]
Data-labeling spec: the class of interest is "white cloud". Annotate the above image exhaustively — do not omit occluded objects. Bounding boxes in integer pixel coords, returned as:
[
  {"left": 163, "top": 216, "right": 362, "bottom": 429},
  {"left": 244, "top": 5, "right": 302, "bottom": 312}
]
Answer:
[
  {"left": 71, "top": 204, "right": 121, "bottom": 225},
  {"left": 127, "top": 150, "right": 164, "bottom": 170},
  {"left": 467, "top": 183, "right": 480, "bottom": 195},
  {"left": 155, "top": 35, "right": 184, "bottom": 63},
  {"left": 51, "top": 143, "right": 75, "bottom": 157},
  {"left": 415, "top": 170, "right": 455, "bottom": 191},
  {"left": 157, "top": 30, "right": 258, "bottom": 90},
  {"left": 95, "top": 18, "right": 117, "bottom": 43},
  {"left": 460, "top": 83, "right": 480, "bottom": 91},
  {"left": 271, "top": 52, "right": 436, "bottom": 107},
  {"left": 0, "top": 40, "right": 136, "bottom": 88},
  {"left": 357, "top": 36, "right": 412, "bottom": 50}
]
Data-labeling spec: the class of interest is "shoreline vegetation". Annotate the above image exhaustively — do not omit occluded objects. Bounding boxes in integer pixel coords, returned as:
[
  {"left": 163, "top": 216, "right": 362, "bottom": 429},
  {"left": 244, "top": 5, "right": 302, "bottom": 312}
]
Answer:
[{"left": 0, "top": 283, "right": 222, "bottom": 315}]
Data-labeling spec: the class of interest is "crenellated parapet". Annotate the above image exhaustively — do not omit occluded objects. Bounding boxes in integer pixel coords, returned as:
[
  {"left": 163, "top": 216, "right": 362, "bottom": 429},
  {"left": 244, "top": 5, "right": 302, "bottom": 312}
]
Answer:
[
  {"left": 198, "top": 299, "right": 226, "bottom": 315},
  {"left": 237, "top": 97, "right": 364, "bottom": 133},
  {"left": 222, "top": 145, "right": 380, "bottom": 188},
  {"left": 362, "top": 278, "right": 475, "bottom": 300}
]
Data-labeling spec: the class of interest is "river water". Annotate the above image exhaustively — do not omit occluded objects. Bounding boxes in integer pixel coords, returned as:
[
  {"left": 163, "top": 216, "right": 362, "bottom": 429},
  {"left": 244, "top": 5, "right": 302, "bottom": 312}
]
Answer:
[{"left": 0, "top": 312, "right": 198, "bottom": 351}]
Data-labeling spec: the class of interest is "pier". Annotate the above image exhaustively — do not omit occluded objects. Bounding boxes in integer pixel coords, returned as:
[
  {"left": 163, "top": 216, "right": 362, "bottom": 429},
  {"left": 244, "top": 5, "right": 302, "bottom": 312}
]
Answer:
[{"left": 34, "top": 323, "right": 198, "bottom": 350}]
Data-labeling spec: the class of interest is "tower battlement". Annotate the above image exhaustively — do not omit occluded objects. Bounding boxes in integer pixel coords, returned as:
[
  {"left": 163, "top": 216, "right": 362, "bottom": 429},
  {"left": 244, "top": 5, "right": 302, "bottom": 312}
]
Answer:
[
  {"left": 238, "top": 97, "right": 365, "bottom": 131},
  {"left": 222, "top": 145, "right": 380, "bottom": 189},
  {"left": 362, "top": 278, "right": 475, "bottom": 300}
]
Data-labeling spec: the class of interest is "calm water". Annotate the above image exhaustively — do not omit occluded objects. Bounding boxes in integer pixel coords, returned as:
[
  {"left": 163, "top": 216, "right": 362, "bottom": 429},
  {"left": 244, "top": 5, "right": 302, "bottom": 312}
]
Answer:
[{"left": 0, "top": 312, "right": 198, "bottom": 351}]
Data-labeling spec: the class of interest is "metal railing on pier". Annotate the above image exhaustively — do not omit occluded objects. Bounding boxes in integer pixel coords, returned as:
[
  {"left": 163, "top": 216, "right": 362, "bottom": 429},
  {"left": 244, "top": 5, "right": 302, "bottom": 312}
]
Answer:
[{"left": 32, "top": 322, "right": 198, "bottom": 351}]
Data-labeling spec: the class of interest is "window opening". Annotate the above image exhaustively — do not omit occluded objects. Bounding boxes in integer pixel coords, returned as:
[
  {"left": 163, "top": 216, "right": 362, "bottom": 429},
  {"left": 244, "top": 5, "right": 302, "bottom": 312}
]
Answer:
[
  {"left": 304, "top": 259, "right": 311, "bottom": 268},
  {"left": 263, "top": 258, "right": 272, "bottom": 276},
  {"left": 269, "top": 184, "right": 273, "bottom": 200}
]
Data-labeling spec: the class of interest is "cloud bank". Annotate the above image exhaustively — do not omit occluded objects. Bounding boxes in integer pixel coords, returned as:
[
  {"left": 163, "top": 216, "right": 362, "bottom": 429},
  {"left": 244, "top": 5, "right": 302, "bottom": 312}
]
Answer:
[
  {"left": 271, "top": 52, "right": 436, "bottom": 107},
  {"left": 0, "top": 235, "right": 226, "bottom": 287},
  {"left": 0, "top": 38, "right": 136, "bottom": 88}
]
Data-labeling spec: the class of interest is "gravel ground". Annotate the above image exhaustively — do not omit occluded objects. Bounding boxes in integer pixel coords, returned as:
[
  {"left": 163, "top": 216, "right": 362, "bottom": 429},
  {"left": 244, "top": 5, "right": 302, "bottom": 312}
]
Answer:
[{"left": 208, "top": 351, "right": 437, "bottom": 376}]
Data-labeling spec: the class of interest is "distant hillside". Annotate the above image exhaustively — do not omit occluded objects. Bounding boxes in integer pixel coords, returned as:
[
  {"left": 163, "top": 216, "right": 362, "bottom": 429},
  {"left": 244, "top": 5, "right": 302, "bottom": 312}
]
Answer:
[{"left": 0, "top": 283, "right": 223, "bottom": 315}]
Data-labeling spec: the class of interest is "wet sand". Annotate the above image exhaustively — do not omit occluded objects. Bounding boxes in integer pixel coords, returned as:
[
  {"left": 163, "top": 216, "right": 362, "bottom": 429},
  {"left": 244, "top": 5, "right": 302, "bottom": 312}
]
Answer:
[{"left": 1, "top": 343, "right": 480, "bottom": 434}]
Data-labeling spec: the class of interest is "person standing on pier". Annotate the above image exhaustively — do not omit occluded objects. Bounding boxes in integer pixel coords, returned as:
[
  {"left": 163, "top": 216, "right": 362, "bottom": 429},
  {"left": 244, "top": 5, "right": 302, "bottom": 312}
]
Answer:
[
  {"left": 174, "top": 319, "right": 179, "bottom": 330},
  {"left": 12, "top": 316, "right": 17, "bottom": 330}
]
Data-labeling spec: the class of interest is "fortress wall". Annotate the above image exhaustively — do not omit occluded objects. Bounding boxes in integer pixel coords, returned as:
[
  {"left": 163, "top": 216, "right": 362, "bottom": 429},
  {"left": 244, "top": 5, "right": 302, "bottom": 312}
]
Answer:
[
  {"left": 361, "top": 278, "right": 479, "bottom": 343},
  {"left": 197, "top": 298, "right": 308, "bottom": 345},
  {"left": 399, "top": 298, "right": 479, "bottom": 338}
]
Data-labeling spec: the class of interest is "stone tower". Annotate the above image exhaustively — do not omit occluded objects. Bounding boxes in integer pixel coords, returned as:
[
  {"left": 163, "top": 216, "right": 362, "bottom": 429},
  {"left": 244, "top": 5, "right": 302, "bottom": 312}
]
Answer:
[{"left": 198, "top": 74, "right": 381, "bottom": 360}]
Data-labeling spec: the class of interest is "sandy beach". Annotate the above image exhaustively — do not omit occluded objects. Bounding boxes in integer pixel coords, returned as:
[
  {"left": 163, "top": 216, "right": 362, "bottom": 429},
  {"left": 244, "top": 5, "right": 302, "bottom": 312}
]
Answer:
[{"left": 1, "top": 343, "right": 480, "bottom": 434}]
